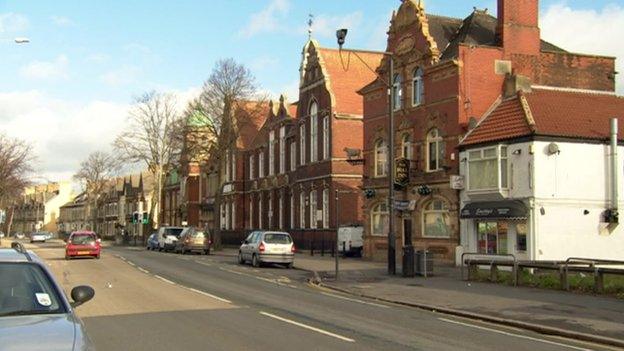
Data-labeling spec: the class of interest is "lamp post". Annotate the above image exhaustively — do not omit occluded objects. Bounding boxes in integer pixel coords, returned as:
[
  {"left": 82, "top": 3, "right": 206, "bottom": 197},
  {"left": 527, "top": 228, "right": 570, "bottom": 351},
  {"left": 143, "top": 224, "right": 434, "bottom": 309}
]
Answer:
[{"left": 336, "top": 29, "right": 396, "bottom": 275}]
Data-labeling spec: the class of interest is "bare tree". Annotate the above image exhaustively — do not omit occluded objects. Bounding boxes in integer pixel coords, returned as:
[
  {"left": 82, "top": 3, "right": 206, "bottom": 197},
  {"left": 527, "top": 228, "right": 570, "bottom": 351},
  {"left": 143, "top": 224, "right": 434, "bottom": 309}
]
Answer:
[
  {"left": 114, "top": 91, "right": 182, "bottom": 230},
  {"left": 73, "top": 151, "right": 120, "bottom": 231},
  {"left": 0, "top": 134, "right": 34, "bottom": 238}
]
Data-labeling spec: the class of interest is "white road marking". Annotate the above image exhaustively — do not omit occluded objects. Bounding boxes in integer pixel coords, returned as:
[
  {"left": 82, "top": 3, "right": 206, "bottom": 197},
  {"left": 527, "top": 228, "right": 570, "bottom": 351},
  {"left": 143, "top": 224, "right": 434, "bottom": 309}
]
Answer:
[
  {"left": 117, "top": 255, "right": 126, "bottom": 261},
  {"left": 321, "top": 292, "right": 389, "bottom": 308},
  {"left": 438, "top": 318, "right": 594, "bottom": 351},
  {"left": 126, "top": 261, "right": 135, "bottom": 267},
  {"left": 187, "top": 288, "right": 232, "bottom": 303},
  {"left": 137, "top": 267, "right": 150, "bottom": 274},
  {"left": 154, "top": 275, "right": 175, "bottom": 285},
  {"left": 195, "top": 261, "right": 212, "bottom": 267},
  {"left": 259, "top": 311, "right": 355, "bottom": 343}
]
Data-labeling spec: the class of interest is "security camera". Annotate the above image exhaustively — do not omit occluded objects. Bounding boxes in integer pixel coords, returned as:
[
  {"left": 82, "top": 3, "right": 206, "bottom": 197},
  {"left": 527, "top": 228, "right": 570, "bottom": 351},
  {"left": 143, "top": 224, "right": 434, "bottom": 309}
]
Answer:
[{"left": 336, "top": 29, "right": 348, "bottom": 48}]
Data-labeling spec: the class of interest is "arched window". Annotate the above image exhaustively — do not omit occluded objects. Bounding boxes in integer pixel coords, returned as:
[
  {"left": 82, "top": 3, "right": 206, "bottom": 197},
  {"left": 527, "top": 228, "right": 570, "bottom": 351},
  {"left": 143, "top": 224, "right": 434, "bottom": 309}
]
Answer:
[
  {"left": 412, "top": 67, "right": 424, "bottom": 106},
  {"left": 401, "top": 133, "right": 413, "bottom": 160},
  {"left": 422, "top": 199, "right": 450, "bottom": 238},
  {"left": 371, "top": 202, "right": 389, "bottom": 236},
  {"left": 309, "top": 101, "right": 318, "bottom": 162},
  {"left": 426, "top": 128, "right": 444, "bottom": 172},
  {"left": 374, "top": 139, "right": 388, "bottom": 177},
  {"left": 392, "top": 74, "right": 402, "bottom": 110}
]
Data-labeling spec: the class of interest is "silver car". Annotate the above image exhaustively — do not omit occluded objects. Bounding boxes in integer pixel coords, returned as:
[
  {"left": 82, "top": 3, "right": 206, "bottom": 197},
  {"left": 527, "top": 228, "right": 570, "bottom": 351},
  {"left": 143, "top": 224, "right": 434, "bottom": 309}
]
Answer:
[
  {"left": 0, "top": 243, "right": 95, "bottom": 350},
  {"left": 30, "top": 232, "right": 47, "bottom": 243},
  {"left": 238, "top": 231, "right": 295, "bottom": 268}
]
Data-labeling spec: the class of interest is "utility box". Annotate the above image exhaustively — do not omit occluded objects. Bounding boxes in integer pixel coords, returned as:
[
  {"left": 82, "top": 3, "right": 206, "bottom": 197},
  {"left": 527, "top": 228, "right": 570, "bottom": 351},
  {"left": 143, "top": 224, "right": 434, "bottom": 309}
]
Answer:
[{"left": 415, "top": 250, "right": 434, "bottom": 277}]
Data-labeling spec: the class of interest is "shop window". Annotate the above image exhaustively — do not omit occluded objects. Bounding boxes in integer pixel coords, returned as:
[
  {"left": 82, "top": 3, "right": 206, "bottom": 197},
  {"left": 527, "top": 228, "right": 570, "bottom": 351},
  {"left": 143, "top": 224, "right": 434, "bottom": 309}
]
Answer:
[
  {"left": 422, "top": 199, "right": 450, "bottom": 238},
  {"left": 467, "top": 145, "right": 509, "bottom": 191},
  {"left": 477, "top": 222, "right": 508, "bottom": 254},
  {"left": 371, "top": 202, "right": 389, "bottom": 236},
  {"left": 516, "top": 223, "right": 527, "bottom": 252}
]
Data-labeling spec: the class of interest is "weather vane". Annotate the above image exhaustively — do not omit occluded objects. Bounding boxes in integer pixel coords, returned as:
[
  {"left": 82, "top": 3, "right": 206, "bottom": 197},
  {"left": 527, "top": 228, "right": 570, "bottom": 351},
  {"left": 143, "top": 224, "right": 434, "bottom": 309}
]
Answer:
[{"left": 308, "top": 14, "right": 314, "bottom": 39}]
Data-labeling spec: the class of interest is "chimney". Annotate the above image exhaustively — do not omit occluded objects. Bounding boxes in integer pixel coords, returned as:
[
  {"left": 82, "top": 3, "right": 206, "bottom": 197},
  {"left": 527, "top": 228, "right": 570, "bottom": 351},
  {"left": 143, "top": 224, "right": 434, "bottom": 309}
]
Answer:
[{"left": 497, "top": 0, "right": 541, "bottom": 56}]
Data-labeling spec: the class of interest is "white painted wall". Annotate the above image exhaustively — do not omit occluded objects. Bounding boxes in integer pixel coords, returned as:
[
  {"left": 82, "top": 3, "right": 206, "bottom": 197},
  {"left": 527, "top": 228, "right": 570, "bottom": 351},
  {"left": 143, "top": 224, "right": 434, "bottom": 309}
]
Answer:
[{"left": 459, "top": 140, "right": 624, "bottom": 262}]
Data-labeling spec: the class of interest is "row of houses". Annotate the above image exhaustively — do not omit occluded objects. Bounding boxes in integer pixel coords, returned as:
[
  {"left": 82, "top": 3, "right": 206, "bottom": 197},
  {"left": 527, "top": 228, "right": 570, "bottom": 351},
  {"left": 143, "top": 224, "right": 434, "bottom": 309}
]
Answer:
[
  {"left": 161, "top": 0, "right": 624, "bottom": 264},
  {"left": 58, "top": 172, "right": 155, "bottom": 239}
]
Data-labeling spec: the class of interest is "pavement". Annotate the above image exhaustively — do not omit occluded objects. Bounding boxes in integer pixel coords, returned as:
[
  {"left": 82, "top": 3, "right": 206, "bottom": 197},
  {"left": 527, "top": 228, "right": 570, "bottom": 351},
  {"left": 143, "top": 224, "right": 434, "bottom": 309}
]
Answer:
[{"left": 282, "top": 248, "right": 624, "bottom": 348}]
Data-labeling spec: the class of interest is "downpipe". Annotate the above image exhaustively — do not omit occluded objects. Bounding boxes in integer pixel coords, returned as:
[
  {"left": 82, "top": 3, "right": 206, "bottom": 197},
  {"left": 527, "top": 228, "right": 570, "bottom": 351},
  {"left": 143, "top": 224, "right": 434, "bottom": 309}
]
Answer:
[{"left": 610, "top": 118, "right": 619, "bottom": 218}]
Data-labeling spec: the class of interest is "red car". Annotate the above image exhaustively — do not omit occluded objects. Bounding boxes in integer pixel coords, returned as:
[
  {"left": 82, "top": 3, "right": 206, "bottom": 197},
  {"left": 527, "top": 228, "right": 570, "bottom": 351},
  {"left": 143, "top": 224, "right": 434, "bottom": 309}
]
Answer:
[{"left": 65, "top": 231, "right": 101, "bottom": 260}]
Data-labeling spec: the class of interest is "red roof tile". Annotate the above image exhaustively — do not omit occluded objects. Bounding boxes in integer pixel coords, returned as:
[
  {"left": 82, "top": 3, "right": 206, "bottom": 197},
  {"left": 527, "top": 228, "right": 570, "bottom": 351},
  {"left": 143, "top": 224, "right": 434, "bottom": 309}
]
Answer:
[
  {"left": 461, "top": 88, "right": 624, "bottom": 146},
  {"left": 317, "top": 47, "right": 383, "bottom": 116}
]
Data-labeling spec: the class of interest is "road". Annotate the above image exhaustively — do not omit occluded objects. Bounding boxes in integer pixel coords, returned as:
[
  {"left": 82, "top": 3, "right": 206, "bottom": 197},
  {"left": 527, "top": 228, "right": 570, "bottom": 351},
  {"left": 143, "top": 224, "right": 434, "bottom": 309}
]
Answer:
[{"left": 24, "top": 240, "right": 616, "bottom": 351}]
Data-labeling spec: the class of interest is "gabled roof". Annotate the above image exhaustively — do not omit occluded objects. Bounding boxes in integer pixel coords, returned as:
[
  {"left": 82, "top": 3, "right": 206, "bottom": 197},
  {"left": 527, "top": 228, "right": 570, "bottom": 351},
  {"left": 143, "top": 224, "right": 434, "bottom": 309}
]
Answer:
[
  {"left": 249, "top": 95, "right": 296, "bottom": 150},
  {"left": 235, "top": 101, "right": 269, "bottom": 150},
  {"left": 460, "top": 87, "right": 624, "bottom": 147}
]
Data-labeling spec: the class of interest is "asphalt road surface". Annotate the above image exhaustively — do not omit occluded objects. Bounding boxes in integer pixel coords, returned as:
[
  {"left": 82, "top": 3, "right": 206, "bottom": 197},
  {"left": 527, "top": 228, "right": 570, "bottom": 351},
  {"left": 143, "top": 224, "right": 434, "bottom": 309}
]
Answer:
[{"left": 24, "top": 241, "right": 617, "bottom": 351}]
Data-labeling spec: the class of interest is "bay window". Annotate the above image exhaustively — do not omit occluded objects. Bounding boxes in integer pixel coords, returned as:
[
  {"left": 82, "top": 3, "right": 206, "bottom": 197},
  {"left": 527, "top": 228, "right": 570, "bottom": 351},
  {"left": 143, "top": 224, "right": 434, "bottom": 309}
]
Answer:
[{"left": 467, "top": 145, "right": 509, "bottom": 191}]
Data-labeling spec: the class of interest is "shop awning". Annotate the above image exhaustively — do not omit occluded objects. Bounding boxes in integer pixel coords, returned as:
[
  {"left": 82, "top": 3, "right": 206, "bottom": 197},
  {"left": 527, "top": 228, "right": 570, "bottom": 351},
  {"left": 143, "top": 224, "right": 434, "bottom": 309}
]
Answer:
[{"left": 460, "top": 200, "right": 528, "bottom": 220}]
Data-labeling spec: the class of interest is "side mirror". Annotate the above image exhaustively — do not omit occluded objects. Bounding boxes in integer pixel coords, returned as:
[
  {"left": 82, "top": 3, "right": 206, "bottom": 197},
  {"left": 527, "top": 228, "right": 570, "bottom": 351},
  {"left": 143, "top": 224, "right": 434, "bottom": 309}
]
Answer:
[
  {"left": 243, "top": 240, "right": 249, "bottom": 245},
  {"left": 70, "top": 285, "right": 95, "bottom": 308}
]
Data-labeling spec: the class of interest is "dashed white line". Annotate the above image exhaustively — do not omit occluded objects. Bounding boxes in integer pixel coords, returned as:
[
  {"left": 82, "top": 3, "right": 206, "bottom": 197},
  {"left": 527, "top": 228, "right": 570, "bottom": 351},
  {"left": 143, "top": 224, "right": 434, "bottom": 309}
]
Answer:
[
  {"left": 126, "top": 261, "right": 136, "bottom": 267},
  {"left": 438, "top": 318, "right": 593, "bottom": 351},
  {"left": 320, "top": 292, "right": 389, "bottom": 308},
  {"left": 137, "top": 267, "right": 150, "bottom": 274},
  {"left": 187, "top": 288, "right": 232, "bottom": 303},
  {"left": 154, "top": 275, "right": 175, "bottom": 285},
  {"left": 195, "top": 261, "right": 212, "bottom": 267},
  {"left": 260, "top": 311, "right": 355, "bottom": 343}
]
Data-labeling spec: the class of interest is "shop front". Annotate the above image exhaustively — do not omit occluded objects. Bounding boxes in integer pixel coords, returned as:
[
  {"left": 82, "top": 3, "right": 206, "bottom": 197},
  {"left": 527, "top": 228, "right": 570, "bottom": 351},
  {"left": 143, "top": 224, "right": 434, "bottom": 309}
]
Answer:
[{"left": 460, "top": 200, "right": 529, "bottom": 261}]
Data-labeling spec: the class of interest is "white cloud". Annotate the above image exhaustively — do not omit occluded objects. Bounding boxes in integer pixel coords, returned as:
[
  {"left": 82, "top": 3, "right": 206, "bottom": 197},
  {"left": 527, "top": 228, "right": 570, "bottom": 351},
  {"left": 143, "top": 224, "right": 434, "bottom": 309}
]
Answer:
[
  {"left": 308, "top": 12, "right": 364, "bottom": 39},
  {"left": 541, "top": 2, "right": 624, "bottom": 94},
  {"left": 239, "top": 0, "right": 290, "bottom": 37},
  {"left": 50, "top": 15, "right": 74, "bottom": 27},
  {"left": 0, "top": 87, "right": 200, "bottom": 181},
  {"left": 0, "top": 13, "right": 29, "bottom": 33},
  {"left": 20, "top": 55, "right": 70, "bottom": 80},
  {"left": 0, "top": 90, "right": 130, "bottom": 181}
]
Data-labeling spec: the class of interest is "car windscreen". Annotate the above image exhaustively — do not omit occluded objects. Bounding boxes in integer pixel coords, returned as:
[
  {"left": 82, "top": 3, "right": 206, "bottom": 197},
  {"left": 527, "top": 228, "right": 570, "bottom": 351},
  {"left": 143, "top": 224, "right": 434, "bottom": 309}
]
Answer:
[
  {"left": 164, "top": 228, "right": 184, "bottom": 237},
  {"left": 263, "top": 233, "right": 292, "bottom": 244},
  {"left": 0, "top": 263, "right": 65, "bottom": 317},
  {"left": 71, "top": 235, "right": 96, "bottom": 245}
]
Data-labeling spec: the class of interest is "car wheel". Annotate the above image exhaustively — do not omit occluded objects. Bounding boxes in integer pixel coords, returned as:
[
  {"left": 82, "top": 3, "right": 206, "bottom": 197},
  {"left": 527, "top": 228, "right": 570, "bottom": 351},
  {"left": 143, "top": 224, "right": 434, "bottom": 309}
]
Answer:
[
  {"left": 285, "top": 262, "right": 294, "bottom": 269},
  {"left": 96, "top": 254, "right": 101, "bottom": 259},
  {"left": 204, "top": 249, "right": 210, "bottom": 255},
  {"left": 252, "top": 254, "right": 260, "bottom": 268},
  {"left": 158, "top": 247, "right": 163, "bottom": 252},
  {"left": 65, "top": 255, "right": 70, "bottom": 260},
  {"left": 238, "top": 252, "right": 245, "bottom": 264}
]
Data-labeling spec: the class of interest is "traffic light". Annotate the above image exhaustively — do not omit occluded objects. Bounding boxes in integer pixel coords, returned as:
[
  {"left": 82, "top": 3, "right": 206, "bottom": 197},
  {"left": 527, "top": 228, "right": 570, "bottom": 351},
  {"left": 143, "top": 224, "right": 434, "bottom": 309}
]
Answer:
[
  {"left": 142, "top": 212, "right": 148, "bottom": 224},
  {"left": 132, "top": 212, "right": 139, "bottom": 224}
]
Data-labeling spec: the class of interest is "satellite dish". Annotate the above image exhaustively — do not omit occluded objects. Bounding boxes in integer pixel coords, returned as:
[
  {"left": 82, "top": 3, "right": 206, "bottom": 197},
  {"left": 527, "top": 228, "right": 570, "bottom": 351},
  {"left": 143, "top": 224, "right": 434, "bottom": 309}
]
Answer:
[{"left": 547, "top": 142, "right": 560, "bottom": 155}]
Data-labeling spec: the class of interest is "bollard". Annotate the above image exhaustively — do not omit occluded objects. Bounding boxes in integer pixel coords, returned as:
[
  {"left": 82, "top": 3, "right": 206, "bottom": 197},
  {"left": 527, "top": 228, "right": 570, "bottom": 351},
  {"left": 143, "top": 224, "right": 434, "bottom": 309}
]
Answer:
[
  {"left": 310, "top": 239, "right": 314, "bottom": 256},
  {"left": 559, "top": 266, "right": 568, "bottom": 291},
  {"left": 594, "top": 268, "right": 604, "bottom": 293}
]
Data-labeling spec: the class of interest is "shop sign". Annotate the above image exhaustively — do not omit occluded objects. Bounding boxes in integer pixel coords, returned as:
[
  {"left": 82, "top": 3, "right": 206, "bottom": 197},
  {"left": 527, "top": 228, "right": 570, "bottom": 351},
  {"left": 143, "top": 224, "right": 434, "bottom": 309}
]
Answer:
[
  {"left": 394, "top": 200, "right": 416, "bottom": 211},
  {"left": 450, "top": 175, "right": 465, "bottom": 190},
  {"left": 395, "top": 158, "right": 410, "bottom": 187}
]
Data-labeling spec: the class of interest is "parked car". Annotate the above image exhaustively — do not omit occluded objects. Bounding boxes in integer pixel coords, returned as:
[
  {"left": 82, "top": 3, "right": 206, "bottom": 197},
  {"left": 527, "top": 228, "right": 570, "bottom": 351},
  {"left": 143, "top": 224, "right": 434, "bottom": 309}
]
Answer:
[
  {"left": 156, "top": 226, "right": 184, "bottom": 252},
  {"left": 44, "top": 232, "right": 54, "bottom": 240},
  {"left": 0, "top": 232, "right": 4, "bottom": 239},
  {"left": 0, "top": 242, "right": 95, "bottom": 350},
  {"left": 238, "top": 231, "right": 295, "bottom": 268},
  {"left": 338, "top": 225, "right": 364, "bottom": 257},
  {"left": 65, "top": 231, "right": 101, "bottom": 260},
  {"left": 30, "top": 232, "right": 47, "bottom": 243},
  {"left": 14, "top": 233, "right": 25, "bottom": 240},
  {"left": 146, "top": 233, "right": 159, "bottom": 251},
  {"left": 175, "top": 228, "right": 211, "bottom": 255}
]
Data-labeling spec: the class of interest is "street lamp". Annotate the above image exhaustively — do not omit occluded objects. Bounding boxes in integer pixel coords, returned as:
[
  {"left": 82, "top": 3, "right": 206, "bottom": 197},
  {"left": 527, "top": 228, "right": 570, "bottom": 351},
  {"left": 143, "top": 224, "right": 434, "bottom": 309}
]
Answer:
[{"left": 336, "top": 29, "right": 397, "bottom": 275}]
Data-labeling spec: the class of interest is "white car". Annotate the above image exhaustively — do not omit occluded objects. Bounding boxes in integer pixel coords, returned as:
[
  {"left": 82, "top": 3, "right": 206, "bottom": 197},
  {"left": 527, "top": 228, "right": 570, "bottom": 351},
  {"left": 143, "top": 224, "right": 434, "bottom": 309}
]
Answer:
[
  {"left": 238, "top": 231, "right": 295, "bottom": 268},
  {"left": 156, "top": 226, "right": 184, "bottom": 251},
  {"left": 30, "top": 232, "right": 47, "bottom": 243}
]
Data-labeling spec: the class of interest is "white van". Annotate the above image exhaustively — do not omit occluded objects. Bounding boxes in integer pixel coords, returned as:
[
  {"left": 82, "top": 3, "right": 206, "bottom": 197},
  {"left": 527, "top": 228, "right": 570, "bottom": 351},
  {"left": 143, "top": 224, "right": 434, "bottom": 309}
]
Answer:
[
  {"left": 338, "top": 226, "right": 363, "bottom": 257},
  {"left": 157, "top": 226, "right": 184, "bottom": 251}
]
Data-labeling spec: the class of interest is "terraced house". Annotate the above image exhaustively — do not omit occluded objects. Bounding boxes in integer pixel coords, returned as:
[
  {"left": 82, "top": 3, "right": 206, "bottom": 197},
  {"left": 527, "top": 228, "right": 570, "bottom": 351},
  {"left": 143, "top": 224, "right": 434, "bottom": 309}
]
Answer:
[{"left": 360, "top": 0, "right": 615, "bottom": 263}]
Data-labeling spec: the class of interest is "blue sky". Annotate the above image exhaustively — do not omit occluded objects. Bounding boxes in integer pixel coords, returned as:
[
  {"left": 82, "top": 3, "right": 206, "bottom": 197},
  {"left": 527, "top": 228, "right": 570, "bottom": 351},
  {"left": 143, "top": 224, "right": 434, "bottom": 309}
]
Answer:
[{"left": 0, "top": 0, "right": 623, "bottom": 180}]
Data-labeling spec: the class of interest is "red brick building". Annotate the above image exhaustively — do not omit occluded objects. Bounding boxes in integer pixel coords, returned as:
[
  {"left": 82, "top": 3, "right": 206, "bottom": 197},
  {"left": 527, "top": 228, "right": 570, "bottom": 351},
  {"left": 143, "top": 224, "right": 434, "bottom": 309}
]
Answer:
[
  {"left": 219, "top": 39, "right": 382, "bottom": 249},
  {"left": 360, "top": 0, "right": 615, "bottom": 263}
]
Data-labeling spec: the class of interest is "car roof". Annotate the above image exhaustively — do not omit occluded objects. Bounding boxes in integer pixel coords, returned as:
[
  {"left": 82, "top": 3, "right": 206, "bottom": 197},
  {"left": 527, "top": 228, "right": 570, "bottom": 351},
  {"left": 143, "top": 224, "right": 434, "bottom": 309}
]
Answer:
[
  {"left": 71, "top": 231, "right": 96, "bottom": 235},
  {"left": 0, "top": 248, "right": 43, "bottom": 263}
]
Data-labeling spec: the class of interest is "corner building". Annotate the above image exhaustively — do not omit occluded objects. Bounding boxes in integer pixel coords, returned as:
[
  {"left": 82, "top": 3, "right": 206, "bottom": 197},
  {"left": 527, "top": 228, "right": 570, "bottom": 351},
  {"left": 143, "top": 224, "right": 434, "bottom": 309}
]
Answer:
[{"left": 360, "top": 0, "right": 615, "bottom": 263}]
